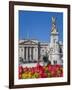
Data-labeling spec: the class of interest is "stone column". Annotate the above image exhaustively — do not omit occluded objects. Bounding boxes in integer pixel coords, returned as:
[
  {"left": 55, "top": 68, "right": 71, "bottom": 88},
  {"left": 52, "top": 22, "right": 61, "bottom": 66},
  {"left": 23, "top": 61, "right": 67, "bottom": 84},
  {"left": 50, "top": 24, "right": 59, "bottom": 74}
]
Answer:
[
  {"left": 26, "top": 47, "right": 28, "bottom": 61},
  {"left": 31, "top": 47, "right": 33, "bottom": 60},
  {"left": 32, "top": 47, "right": 34, "bottom": 61},
  {"left": 28, "top": 47, "right": 30, "bottom": 61},
  {"left": 24, "top": 47, "right": 26, "bottom": 61},
  {"left": 33, "top": 47, "right": 35, "bottom": 60},
  {"left": 30, "top": 47, "right": 32, "bottom": 61},
  {"left": 21, "top": 48, "right": 24, "bottom": 60},
  {"left": 33, "top": 47, "right": 35, "bottom": 61},
  {"left": 33, "top": 47, "right": 38, "bottom": 61}
]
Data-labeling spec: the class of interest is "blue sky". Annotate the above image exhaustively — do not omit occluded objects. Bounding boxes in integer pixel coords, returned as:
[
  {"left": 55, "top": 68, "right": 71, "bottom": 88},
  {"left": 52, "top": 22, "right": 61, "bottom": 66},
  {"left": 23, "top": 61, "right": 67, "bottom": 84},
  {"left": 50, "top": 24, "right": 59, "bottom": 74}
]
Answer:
[{"left": 19, "top": 10, "right": 63, "bottom": 42}]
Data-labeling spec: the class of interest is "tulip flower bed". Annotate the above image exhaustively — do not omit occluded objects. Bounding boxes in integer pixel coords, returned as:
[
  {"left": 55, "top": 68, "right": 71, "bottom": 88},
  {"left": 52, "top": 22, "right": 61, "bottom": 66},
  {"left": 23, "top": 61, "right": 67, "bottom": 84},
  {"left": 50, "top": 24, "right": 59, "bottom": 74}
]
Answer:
[{"left": 19, "top": 64, "right": 63, "bottom": 79}]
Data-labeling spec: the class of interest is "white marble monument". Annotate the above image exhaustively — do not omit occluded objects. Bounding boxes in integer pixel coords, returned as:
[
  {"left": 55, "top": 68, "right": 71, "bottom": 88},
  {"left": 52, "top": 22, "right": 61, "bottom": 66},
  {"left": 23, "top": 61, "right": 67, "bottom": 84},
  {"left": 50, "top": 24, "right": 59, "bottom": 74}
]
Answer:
[{"left": 49, "top": 17, "right": 63, "bottom": 65}]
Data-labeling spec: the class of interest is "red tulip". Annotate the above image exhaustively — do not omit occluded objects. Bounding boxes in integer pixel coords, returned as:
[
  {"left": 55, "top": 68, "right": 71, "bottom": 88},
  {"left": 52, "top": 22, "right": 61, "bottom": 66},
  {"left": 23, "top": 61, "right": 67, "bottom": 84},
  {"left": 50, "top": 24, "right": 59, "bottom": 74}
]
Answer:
[
  {"left": 55, "top": 65, "right": 61, "bottom": 70},
  {"left": 51, "top": 70, "right": 56, "bottom": 77},
  {"left": 39, "top": 70, "right": 44, "bottom": 75},
  {"left": 39, "top": 73, "right": 48, "bottom": 78},
  {"left": 47, "top": 65, "right": 53, "bottom": 71},
  {"left": 23, "top": 67, "right": 28, "bottom": 72},
  {"left": 43, "top": 73, "right": 48, "bottom": 78},
  {"left": 18, "top": 64, "right": 63, "bottom": 79},
  {"left": 36, "top": 64, "right": 43, "bottom": 69},
  {"left": 19, "top": 66, "right": 23, "bottom": 74},
  {"left": 31, "top": 68, "right": 35, "bottom": 74},
  {"left": 28, "top": 67, "right": 32, "bottom": 72}
]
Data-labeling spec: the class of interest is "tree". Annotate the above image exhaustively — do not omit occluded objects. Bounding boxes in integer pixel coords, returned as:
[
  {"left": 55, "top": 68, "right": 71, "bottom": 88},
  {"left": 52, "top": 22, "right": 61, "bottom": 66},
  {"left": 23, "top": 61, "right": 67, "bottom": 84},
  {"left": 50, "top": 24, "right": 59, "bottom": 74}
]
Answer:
[
  {"left": 43, "top": 56, "right": 48, "bottom": 63},
  {"left": 43, "top": 55, "right": 51, "bottom": 66}
]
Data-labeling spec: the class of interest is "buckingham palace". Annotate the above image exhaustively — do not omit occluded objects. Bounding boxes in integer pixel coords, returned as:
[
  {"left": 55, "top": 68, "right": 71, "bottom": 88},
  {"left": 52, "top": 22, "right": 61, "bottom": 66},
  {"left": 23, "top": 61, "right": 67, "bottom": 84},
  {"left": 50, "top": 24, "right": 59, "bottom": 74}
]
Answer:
[
  {"left": 19, "top": 40, "right": 49, "bottom": 62},
  {"left": 19, "top": 17, "right": 63, "bottom": 65}
]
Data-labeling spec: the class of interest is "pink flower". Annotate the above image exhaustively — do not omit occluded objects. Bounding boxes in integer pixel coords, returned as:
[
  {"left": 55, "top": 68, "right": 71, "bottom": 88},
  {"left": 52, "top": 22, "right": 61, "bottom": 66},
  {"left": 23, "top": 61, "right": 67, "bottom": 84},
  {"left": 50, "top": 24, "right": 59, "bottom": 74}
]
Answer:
[
  {"left": 47, "top": 65, "right": 53, "bottom": 71},
  {"left": 23, "top": 67, "right": 28, "bottom": 72},
  {"left": 31, "top": 67, "right": 35, "bottom": 74},
  {"left": 50, "top": 70, "right": 56, "bottom": 77},
  {"left": 55, "top": 65, "right": 61, "bottom": 70},
  {"left": 28, "top": 67, "right": 32, "bottom": 72},
  {"left": 39, "top": 70, "right": 44, "bottom": 75}
]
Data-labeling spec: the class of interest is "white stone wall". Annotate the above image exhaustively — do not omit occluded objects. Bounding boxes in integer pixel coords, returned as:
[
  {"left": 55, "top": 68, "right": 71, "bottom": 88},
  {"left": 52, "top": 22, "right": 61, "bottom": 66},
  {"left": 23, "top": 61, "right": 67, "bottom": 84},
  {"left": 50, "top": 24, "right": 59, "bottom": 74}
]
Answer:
[
  {"left": 33, "top": 47, "right": 38, "bottom": 61},
  {"left": 19, "top": 47, "right": 24, "bottom": 60}
]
